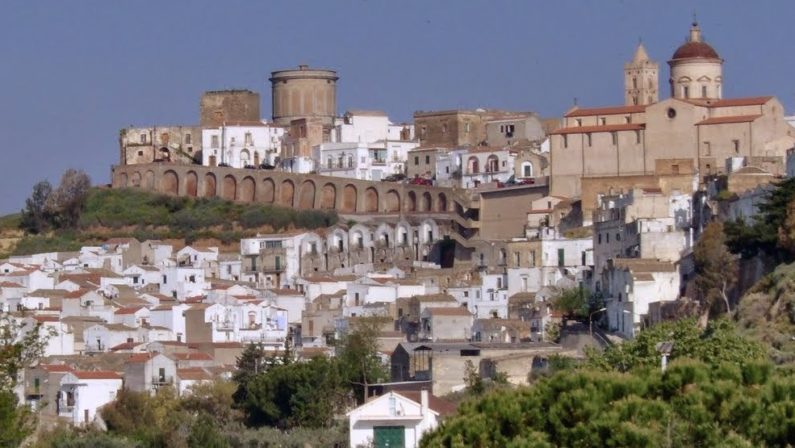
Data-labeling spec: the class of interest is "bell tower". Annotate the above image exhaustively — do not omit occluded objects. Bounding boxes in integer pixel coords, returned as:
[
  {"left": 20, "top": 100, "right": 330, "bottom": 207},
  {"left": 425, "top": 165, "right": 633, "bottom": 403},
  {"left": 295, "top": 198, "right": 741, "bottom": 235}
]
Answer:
[{"left": 624, "top": 42, "right": 659, "bottom": 106}]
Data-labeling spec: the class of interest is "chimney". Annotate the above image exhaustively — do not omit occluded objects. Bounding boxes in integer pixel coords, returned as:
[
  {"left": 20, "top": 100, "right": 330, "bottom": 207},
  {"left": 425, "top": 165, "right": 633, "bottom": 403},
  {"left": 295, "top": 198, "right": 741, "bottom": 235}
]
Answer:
[{"left": 420, "top": 389, "right": 429, "bottom": 416}]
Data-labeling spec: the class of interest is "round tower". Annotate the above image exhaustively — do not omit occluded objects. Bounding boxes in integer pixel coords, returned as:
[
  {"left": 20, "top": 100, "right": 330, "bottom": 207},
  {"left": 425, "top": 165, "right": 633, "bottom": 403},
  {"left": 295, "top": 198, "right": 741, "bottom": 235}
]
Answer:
[
  {"left": 668, "top": 22, "right": 723, "bottom": 100},
  {"left": 269, "top": 65, "right": 338, "bottom": 126}
]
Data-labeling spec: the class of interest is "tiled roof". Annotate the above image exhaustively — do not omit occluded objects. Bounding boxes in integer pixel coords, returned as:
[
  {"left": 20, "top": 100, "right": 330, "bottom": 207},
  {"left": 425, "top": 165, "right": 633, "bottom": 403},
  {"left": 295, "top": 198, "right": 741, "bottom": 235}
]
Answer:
[
  {"left": 696, "top": 114, "right": 762, "bottom": 125},
  {"left": 565, "top": 105, "right": 646, "bottom": 118},
  {"left": 115, "top": 306, "right": 145, "bottom": 315},
  {"left": 177, "top": 367, "right": 212, "bottom": 381},
  {"left": 550, "top": 123, "right": 644, "bottom": 135},
  {"left": 0, "top": 282, "right": 23, "bottom": 288},
  {"left": 686, "top": 96, "right": 773, "bottom": 108},
  {"left": 72, "top": 370, "right": 122, "bottom": 380},
  {"left": 427, "top": 307, "right": 472, "bottom": 316},
  {"left": 613, "top": 258, "right": 676, "bottom": 273},
  {"left": 41, "top": 364, "right": 74, "bottom": 373},
  {"left": 395, "top": 391, "right": 458, "bottom": 417},
  {"left": 170, "top": 352, "right": 213, "bottom": 361}
]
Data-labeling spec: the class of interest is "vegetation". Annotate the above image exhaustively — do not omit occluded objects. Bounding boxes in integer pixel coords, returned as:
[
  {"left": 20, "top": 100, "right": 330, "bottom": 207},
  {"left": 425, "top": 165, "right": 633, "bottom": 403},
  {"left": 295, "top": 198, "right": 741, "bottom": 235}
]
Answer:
[
  {"left": 694, "top": 221, "right": 737, "bottom": 318},
  {"left": 11, "top": 181, "right": 338, "bottom": 255},
  {"left": 422, "top": 320, "right": 788, "bottom": 447},
  {"left": 0, "top": 316, "right": 53, "bottom": 447}
]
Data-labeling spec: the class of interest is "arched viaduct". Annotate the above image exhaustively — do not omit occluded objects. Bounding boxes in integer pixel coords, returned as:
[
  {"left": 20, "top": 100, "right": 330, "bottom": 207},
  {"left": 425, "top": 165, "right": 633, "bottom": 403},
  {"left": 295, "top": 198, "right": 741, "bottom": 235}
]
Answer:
[{"left": 111, "top": 163, "right": 473, "bottom": 216}]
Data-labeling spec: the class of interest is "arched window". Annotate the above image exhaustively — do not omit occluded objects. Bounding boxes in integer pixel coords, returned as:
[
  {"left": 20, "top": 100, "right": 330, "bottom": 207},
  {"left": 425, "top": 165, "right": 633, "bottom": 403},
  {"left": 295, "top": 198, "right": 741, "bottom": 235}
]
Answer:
[
  {"left": 468, "top": 157, "right": 479, "bottom": 174},
  {"left": 240, "top": 149, "right": 250, "bottom": 167},
  {"left": 327, "top": 157, "right": 332, "bottom": 169},
  {"left": 348, "top": 155, "right": 353, "bottom": 168},
  {"left": 486, "top": 155, "right": 499, "bottom": 173},
  {"left": 522, "top": 162, "right": 534, "bottom": 178}
]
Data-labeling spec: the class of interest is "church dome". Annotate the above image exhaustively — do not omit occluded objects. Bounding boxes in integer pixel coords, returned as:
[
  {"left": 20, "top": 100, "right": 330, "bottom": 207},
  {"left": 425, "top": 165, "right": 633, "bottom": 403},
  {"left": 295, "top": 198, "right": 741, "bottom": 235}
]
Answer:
[
  {"left": 670, "top": 22, "right": 721, "bottom": 61},
  {"left": 671, "top": 41, "right": 720, "bottom": 60}
]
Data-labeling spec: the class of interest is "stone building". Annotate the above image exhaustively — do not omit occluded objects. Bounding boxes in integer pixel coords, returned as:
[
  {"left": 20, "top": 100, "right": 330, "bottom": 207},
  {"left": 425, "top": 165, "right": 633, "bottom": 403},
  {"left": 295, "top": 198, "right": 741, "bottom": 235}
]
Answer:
[
  {"left": 414, "top": 109, "right": 536, "bottom": 148},
  {"left": 624, "top": 43, "right": 659, "bottom": 106},
  {"left": 199, "top": 90, "right": 261, "bottom": 128},
  {"left": 119, "top": 126, "right": 201, "bottom": 165},
  {"left": 270, "top": 65, "right": 338, "bottom": 126},
  {"left": 549, "top": 22, "right": 795, "bottom": 199}
]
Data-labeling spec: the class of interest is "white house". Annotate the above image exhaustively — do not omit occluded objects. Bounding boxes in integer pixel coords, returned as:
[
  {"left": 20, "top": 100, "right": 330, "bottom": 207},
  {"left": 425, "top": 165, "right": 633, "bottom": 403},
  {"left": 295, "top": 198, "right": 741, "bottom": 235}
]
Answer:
[
  {"left": 58, "top": 371, "right": 123, "bottom": 426},
  {"left": 202, "top": 123, "right": 285, "bottom": 168},
  {"left": 347, "top": 390, "right": 451, "bottom": 448},
  {"left": 461, "top": 147, "right": 516, "bottom": 188},
  {"left": 159, "top": 266, "right": 207, "bottom": 300}
]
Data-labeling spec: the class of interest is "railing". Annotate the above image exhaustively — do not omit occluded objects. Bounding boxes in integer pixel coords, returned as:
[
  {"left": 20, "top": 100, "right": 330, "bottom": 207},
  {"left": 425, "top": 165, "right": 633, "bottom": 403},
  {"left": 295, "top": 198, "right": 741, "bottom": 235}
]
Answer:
[{"left": 152, "top": 376, "right": 174, "bottom": 386}]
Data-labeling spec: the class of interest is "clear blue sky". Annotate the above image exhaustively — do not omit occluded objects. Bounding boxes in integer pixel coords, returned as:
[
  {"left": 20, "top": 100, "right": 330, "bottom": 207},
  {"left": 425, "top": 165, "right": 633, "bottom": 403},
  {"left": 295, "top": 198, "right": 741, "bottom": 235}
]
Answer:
[{"left": 1, "top": 0, "right": 792, "bottom": 214}]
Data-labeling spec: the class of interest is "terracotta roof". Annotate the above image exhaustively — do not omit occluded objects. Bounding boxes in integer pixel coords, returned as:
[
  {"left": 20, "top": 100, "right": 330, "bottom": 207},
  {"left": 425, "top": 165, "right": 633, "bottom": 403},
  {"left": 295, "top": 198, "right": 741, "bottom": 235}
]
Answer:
[
  {"left": 0, "top": 282, "right": 23, "bottom": 288},
  {"left": 396, "top": 391, "right": 458, "bottom": 417},
  {"left": 41, "top": 364, "right": 73, "bottom": 373},
  {"left": 565, "top": 105, "right": 646, "bottom": 118},
  {"left": 126, "top": 353, "right": 154, "bottom": 363},
  {"left": 32, "top": 315, "right": 60, "bottom": 323},
  {"left": 111, "top": 342, "right": 143, "bottom": 352},
  {"left": 170, "top": 352, "right": 213, "bottom": 361},
  {"left": 671, "top": 41, "right": 720, "bottom": 60},
  {"left": 268, "top": 288, "right": 303, "bottom": 296},
  {"left": 427, "top": 307, "right": 472, "bottom": 317},
  {"left": 613, "top": 258, "right": 677, "bottom": 273},
  {"left": 696, "top": 114, "right": 762, "bottom": 125},
  {"left": 686, "top": 96, "right": 773, "bottom": 108},
  {"left": 550, "top": 123, "right": 644, "bottom": 135},
  {"left": 177, "top": 367, "right": 212, "bottom": 381},
  {"left": 115, "top": 306, "right": 146, "bottom": 315},
  {"left": 412, "top": 293, "right": 456, "bottom": 303},
  {"left": 72, "top": 370, "right": 122, "bottom": 380}
]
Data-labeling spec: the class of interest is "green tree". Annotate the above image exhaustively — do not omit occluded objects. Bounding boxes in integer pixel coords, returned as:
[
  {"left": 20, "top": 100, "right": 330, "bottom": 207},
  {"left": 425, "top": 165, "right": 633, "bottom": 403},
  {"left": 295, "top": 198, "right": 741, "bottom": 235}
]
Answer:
[
  {"left": 241, "top": 356, "right": 344, "bottom": 429},
  {"left": 550, "top": 287, "right": 588, "bottom": 321},
  {"left": 20, "top": 180, "right": 53, "bottom": 234},
  {"left": 463, "top": 360, "right": 484, "bottom": 395},
  {"left": 187, "top": 413, "right": 228, "bottom": 448},
  {"left": 694, "top": 221, "right": 737, "bottom": 319},
  {"left": 336, "top": 316, "right": 390, "bottom": 403}
]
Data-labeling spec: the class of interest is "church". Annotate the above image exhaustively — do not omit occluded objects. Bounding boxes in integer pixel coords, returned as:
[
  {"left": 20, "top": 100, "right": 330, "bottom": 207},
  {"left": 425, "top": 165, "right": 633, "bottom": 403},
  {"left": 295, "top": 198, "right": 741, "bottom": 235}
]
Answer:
[{"left": 549, "top": 21, "right": 795, "bottom": 200}]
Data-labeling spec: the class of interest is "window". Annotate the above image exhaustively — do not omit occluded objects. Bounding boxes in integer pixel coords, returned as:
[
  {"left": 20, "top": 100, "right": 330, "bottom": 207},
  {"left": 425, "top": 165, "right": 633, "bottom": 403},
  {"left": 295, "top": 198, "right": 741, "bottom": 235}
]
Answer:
[
  {"left": 514, "top": 252, "right": 520, "bottom": 265},
  {"left": 598, "top": 233, "right": 602, "bottom": 244},
  {"left": 327, "top": 156, "right": 332, "bottom": 168},
  {"left": 703, "top": 141, "right": 711, "bottom": 156},
  {"left": 600, "top": 118, "right": 606, "bottom": 126},
  {"left": 632, "top": 77, "right": 637, "bottom": 89},
  {"left": 211, "top": 135, "right": 219, "bottom": 148},
  {"left": 575, "top": 119, "right": 582, "bottom": 127},
  {"left": 140, "top": 133, "right": 147, "bottom": 143},
  {"left": 185, "top": 134, "right": 192, "bottom": 144},
  {"left": 264, "top": 240, "right": 282, "bottom": 249},
  {"left": 442, "top": 123, "right": 448, "bottom": 134},
  {"left": 137, "top": 150, "right": 144, "bottom": 156},
  {"left": 421, "top": 126, "right": 427, "bottom": 138},
  {"left": 522, "top": 162, "right": 533, "bottom": 177},
  {"left": 557, "top": 248, "right": 565, "bottom": 267},
  {"left": 244, "top": 132, "right": 252, "bottom": 145},
  {"left": 563, "top": 135, "right": 568, "bottom": 148},
  {"left": 611, "top": 132, "right": 618, "bottom": 145},
  {"left": 667, "top": 108, "right": 677, "bottom": 119},
  {"left": 348, "top": 155, "right": 353, "bottom": 168},
  {"left": 465, "top": 122, "right": 471, "bottom": 133},
  {"left": 425, "top": 155, "right": 430, "bottom": 164},
  {"left": 635, "top": 130, "right": 641, "bottom": 144},
  {"left": 683, "top": 86, "right": 690, "bottom": 98},
  {"left": 162, "top": 275, "right": 167, "bottom": 284},
  {"left": 586, "top": 133, "right": 592, "bottom": 146},
  {"left": 414, "top": 156, "right": 419, "bottom": 165},
  {"left": 616, "top": 233, "right": 621, "bottom": 241},
  {"left": 733, "top": 139, "right": 740, "bottom": 154},
  {"left": 625, "top": 116, "right": 631, "bottom": 124},
  {"left": 606, "top": 233, "right": 610, "bottom": 243},
  {"left": 354, "top": 292, "right": 360, "bottom": 306},
  {"left": 702, "top": 85, "right": 708, "bottom": 98}
]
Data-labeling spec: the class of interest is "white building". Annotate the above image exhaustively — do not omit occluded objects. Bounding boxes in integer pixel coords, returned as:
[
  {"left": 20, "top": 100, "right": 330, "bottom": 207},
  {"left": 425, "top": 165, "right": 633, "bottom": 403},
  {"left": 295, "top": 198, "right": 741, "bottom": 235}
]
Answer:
[
  {"left": 604, "top": 258, "right": 680, "bottom": 338},
  {"left": 461, "top": 147, "right": 516, "bottom": 188},
  {"left": 347, "top": 390, "right": 447, "bottom": 448},
  {"left": 202, "top": 123, "right": 285, "bottom": 168},
  {"left": 58, "top": 371, "right": 123, "bottom": 426}
]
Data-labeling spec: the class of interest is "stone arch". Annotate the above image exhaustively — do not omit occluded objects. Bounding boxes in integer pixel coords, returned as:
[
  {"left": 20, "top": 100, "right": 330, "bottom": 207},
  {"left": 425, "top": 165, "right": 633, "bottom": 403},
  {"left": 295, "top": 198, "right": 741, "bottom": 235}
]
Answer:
[
  {"left": 421, "top": 192, "right": 432, "bottom": 212},
  {"left": 321, "top": 183, "right": 336, "bottom": 209},
  {"left": 130, "top": 172, "right": 142, "bottom": 187},
  {"left": 364, "top": 187, "right": 379, "bottom": 213},
  {"left": 119, "top": 173, "right": 128, "bottom": 188},
  {"left": 204, "top": 173, "right": 217, "bottom": 197},
  {"left": 486, "top": 155, "right": 499, "bottom": 172},
  {"left": 298, "top": 180, "right": 316, "bottom": 209},
  {"left": 144, "top": 171, "right": 155, "bottom": 190},
  {"left": 222, "top": 175, "right": 237, "bottom": 201},
  {"left": 185, "top": 171, "right": 198, "bottom": 197},
  {"left": 342, "top": 184, "right": 358, "bottom": 213},
  {"left": 161, "top": 170, "right": 179, "bottom": 195},
  {"left": 240, "top": 176, "right": 255, "bottom": 202},
  {"left": 260, "top": 178, "right": 275, "bottom": 203},
  {"left": 385, "top": 190, "right": 400, "bottom": 213},
  {"left": 280, "top": 180, "right": 295, "bottom": 207},
  {"left": 405, "top": 191, "right": 417, "bottom": 212},
  {"left": 437, "top": 193, "right": 447, "bottom": 212}
]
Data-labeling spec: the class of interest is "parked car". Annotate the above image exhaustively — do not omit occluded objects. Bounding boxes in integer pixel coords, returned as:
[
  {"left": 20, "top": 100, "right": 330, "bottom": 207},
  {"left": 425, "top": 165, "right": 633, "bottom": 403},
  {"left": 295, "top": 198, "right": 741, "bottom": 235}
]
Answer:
[
  {"left": 244, "top": 164, "right": 257, "bottom": 169},
  {"left": 259, "top": 163, "right": 276, "bottom": 170},
  {"left": 382, "top": 173, "right": 407, "bottom": 182},
  {"left": 408, "top": 176, "right": 433, "bottom": 186},
  {"left": 218, "top": 162, "right": 230, "bottom": 168}
]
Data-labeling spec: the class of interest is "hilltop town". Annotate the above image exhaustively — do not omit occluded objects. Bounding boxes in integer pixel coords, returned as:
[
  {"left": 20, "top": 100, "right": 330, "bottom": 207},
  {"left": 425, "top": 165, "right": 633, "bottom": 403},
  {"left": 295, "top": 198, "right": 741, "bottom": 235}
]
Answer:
[{"left": 4, "top": 21, "right": 795, "bottom": 447}]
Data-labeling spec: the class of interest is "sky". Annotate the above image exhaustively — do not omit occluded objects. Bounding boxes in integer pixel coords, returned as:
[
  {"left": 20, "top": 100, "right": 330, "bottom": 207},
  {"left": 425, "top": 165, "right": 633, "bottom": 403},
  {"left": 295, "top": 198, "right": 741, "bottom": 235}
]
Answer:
[{"left": 0, "top": 0, "right": 793, "bottom": 214}]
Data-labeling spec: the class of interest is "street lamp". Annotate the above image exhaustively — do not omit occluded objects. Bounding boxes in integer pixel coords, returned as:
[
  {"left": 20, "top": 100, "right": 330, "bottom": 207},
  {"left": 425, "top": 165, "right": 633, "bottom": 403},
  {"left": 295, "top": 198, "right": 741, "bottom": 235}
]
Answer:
[{"left": 589, "top": 307, "right": 607, "bottom": 338}]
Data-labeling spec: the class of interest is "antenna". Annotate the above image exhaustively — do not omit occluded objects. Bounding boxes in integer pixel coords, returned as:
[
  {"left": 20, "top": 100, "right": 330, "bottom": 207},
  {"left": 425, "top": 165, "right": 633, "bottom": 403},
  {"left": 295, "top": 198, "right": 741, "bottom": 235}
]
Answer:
[{"left": 692, "top": 10, "right": 698, "bottom": 25}]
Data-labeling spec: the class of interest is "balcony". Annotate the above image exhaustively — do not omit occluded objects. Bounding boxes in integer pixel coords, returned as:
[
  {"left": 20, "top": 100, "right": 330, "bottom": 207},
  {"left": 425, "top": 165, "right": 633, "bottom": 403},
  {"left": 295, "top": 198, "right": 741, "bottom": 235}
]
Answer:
[{"left": 152, "top": 376, "right": 174, "bottom": 386}]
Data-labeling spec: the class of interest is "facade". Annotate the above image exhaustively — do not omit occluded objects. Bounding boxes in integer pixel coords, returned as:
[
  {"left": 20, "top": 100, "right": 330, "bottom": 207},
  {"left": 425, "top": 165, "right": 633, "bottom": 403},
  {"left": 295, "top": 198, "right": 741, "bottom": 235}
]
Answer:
[
  {"left": 199, "top": 89, "right": 261, "bottom": 128},
  {"left": 58, "top": 371, "right": 123, "bottom": 426},
  {"left": 461, "top": 147, "right": 516, "bottom": 188},
  {"left": 201, "top": 124, "right": 285, "bottom": 168},
  {"left": 119, "top": 126, "right": 201, "bottom": 166},
  {"left": 624, "top": 43, "right": 659, "bottom": 106},
  {"left": 347, "top": 390, "right": 445, "bottom": 448}
]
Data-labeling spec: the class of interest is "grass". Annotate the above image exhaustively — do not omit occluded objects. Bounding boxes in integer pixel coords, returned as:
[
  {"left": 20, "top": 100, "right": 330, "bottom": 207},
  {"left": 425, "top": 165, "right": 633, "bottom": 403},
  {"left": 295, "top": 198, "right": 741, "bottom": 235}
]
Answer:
[
  {"left": 7, "top": 188, "right": 339, "bottom": 256},
  {"left": 0, "top": 213, "right": 21, "bottom": 232}
]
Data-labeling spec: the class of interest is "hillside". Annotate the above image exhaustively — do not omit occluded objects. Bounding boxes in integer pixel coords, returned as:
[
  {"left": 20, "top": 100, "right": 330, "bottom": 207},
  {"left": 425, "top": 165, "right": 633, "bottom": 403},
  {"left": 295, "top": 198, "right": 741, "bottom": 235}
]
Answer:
[
  {"left": 736, "top": 261, "right": 795, "bottom": 364},
  {"left": 3, "top": 188, "right": 338, "bottom": 257}
]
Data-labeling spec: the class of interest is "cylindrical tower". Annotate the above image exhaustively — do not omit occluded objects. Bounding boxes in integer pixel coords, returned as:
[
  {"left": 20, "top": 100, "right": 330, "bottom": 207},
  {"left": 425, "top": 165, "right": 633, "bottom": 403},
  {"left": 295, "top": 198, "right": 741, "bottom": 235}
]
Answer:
[
  {"left": 269, "top": 65, "right": 338, "bottom": 126},
  {"left": 668, "top": 22, "right": 723, "bottom": 100}
]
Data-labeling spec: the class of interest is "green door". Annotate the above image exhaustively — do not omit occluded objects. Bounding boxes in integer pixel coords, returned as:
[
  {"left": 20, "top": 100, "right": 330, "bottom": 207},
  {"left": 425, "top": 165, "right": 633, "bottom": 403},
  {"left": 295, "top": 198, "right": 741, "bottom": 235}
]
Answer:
[{"left": 374, "top": 426, "right": 405, "bottom": 448}]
